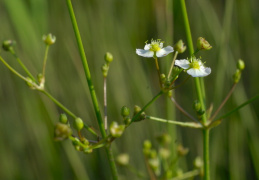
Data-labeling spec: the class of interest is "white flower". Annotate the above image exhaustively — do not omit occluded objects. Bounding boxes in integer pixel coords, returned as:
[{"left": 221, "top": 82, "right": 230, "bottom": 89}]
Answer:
[
  {"left": 175, "top": 59, "right": 211, "bottom": 77},
  {"left": 136, "top": 39, "right": 174, "bottom": 58}
]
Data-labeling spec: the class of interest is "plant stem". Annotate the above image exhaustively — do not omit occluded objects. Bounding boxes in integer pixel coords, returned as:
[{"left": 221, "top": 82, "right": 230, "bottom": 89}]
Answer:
[
  {"left": 179, "top": 0, "right": 210, "bottom": 179},
  {"left": 42, "top": 45, "right": 50, "bottom": 78},
  {"left": 171, "top": 169, "right": 200, "bottom": 180},
  {"left": 10, "top": 49, "right": 36, "bottom": 82},
  {"left": 154, "top": 57, "right": 162, "bottom": 88},
  {"left": 146, "top": 116, "right": 202, "bottom": 129},
  {"left": 104, "top": 77, "right": 108, "bottom": 133},
  {"left": 167, "top": 51, "right": 178, "bottom": 79},
  {"left": 66, "top": 0, "right": 118, "bottom": 179},
  {"left": 210, "top": 83, "right": 237, "bottom": 121}
]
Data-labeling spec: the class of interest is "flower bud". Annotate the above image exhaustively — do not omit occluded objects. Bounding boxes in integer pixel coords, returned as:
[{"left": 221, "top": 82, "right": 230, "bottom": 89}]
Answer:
[
  {"left": 121, "top": 106, "right": 130, "bottom": 117},
  {"left": 116, "top": 153, "right": 129, "bottom": 166},
  {"left": 54, "top": 123, "right": 72, "bottom": 141},
  {"left": 193, "top": 157, "right": 203, "bottom": 169},
  {"left": 159, "top": 148, "right": 170, "bottom": 159},
  {"left": 110, "top": 121, "right": 125, "bottom": 138},
  {"left": 123, "top": 117, "right": 131, "bottom": 125},
  {"left": 59, "top": 113, "right": 68, "bottom": 124},
  {"left": 2, "top": 40, "right": 16, "bottom": 51},
  {"left": 160, "top": 74, "right": 166, "bottom": 84},
  {"left": 104, "top": 52, "right": 113, "bottom": 64},
  {"left": 133, "top": 105, "right": 146, "bottom": 122},
  {"left": 143, "top": 140, "right": 152, "bottom": 149},
  {"left": 177, "top": 144, "right": 189, "bottom": 156},
  {"left": 233, "top": 69, "right": 241, "bottom": 83},
  {"left": 174, "top": 40, "right": 186, "bottom": 53},
  {"left": 101, "top": 63, "right": 109, "bottom": 77},
  {"left": 237, "top": 59, "right": 245, "bottom": 71},
  {"left": 73, "top": 117, "right": 84, "bottom": 131},
  {"left": 42, "top": 33, "right": 56, "bottom": 45},
  {"left": 197, "top": 37, "right": 212, "bottom": 50},
  {"left": 72, "top": 137, "right": 80, "bottom": 146},
  {"left": 80, "top": 137, "right": 89, "bottom": 146},
  {"left": 156, "top": 133, "right": 171, "bottom": 145},
  {"left": 83, "top": 148, "right": 93, "bottom": 154},
  {"left": 193, "top": 100, "right": 201, "bottom": 112},
  {"left": 148, "top": 157, "right": 160, "bottom": 172}
]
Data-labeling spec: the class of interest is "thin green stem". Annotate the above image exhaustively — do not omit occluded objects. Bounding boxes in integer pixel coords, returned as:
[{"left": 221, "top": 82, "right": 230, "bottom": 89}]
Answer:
[
  {"left": 130, "top": 91, "right": 164, "bottom": 124},
  {"left": 171, "top": 169, "right": 200, "bottom": 180},
  {"left": 66, "top": 0, "right": 118, "bottom": 179},
  {"left": 167, "top": 51, "right": 178, "bottom": 79},
  {"left": 10, "top": 49, "right": 36, "bottom": 82},
  {"left": 210, "top": 83, "right": 237, "bottom": 121},
  {"left": 179, "top": 0, "right": 210, "bottom": 179},
  {"left": 147, "top": 116, "right": 202, "bottom": 129},
  {"left": 154, "top": 57, "right": 162, "bottom": 88},
  {"left": 40, "top": 90, "right": 98, "bottom": 136},
  {"left": 104, "top": 77, "right": 108, "bottom": 133},
  {"left": 42, "top": 45, "right": 50, "bottom": 78}
]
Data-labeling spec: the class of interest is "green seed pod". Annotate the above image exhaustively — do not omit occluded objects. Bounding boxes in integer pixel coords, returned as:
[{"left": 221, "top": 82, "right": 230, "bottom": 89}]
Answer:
[
  {"left": 148, "top": 157, "right": 160, "bottom": 171},
  {"left": 116, "top": 153, "right": 129, "bottom": 166},
  {"left": 72, "top": 137, "right": 80, "bottom": 146},
  {"left": 174, "top": 39, "right": 186, "bottom": 53},
  {"left": 101, "top": 63, "right": 109, "bottom": 77},
  {"left": 159, "top": 148, "right": 170, "bottom": 159},
  {"left": 104, "top": 52, "right": 113, "bottom": 64},
  {"left": 54, "top": 123, "right": 72, "bottom": 141},
  {"left": 237, "top": 59, "right": 245, "bottom": 71},
  {"left": 160, "top": 74, "right": 166, "bottom": 84},
  {"left": 74, "top": 118, "right": 84, "bottom": 131},
  {"left": 121, "top": 106, "right": 130, "bottom": 117},
  {"left": 133, "top": 105, "right": 146, "bottom": 122},
  {"left": 193, "top": 100, "right": 201, "bottom": 112},
  {"left": 42, "top": 33, "right": 56, "bottom": 45},
  {"left": 197, "top": 37, "right": 212, "bottom": 50},
  {"left": 143, "top": 140, "right": 152, "bottom": 149},
  {"left": 193, "top": 156, "right": 203, "bottom": 169},
  {"left": 80, "top": 137, "right": 89, "bottom": 146},
  {"left": 59, "top": 113, "right": 68, "bottom": 124},
  {"left": 110, "top": 121, "right": 125, "bottom": 138},
  {"left": 123, "top": 117, "right": 131, "bottom": 125},
  {"left": 83, "top": 148, "right": 93, "bottom": 154},
  {"left": 2, "top": 40, "right": 16, "bottom": 51}
]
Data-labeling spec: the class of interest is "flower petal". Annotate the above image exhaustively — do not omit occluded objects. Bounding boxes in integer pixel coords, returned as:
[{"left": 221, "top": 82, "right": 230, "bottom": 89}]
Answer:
[
  {"left": 156, "top": 46, "right": 174, "bottom": 57},
  {"left": 136, "top": 49, "right": 154, "bottom": 58},
  {"left": 175, "top": 59, "right": 190, "bottom": 69},
  {"left": 144, "top": 44, "right": 151, "bottom": 50},
  {"left": 187, "top": 67, "right": 211, "bottom": 77}
]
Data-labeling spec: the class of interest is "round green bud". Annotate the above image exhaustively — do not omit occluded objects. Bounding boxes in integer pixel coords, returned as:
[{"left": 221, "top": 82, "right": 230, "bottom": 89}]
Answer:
[
  {"left": 83, "top": 148, "right": 93, "bottom": 154},
  {"left": 116, "top": 153, "right": 129, "bottom": 166},
  {"left": 177, "top": 144, "right": 189, "bottom": 156},
  {"left": 37, "top": 73, "right": 44, "bottom": 84},
  {"left": 73, "top": 117, "right": 84, "bottom": 131},
  {"left": 80, "top": 137, "right": 89, "bottom": 146},
  {"left": 74, "top": 145, "right": 81, "bottom": 151},
  {"left": 110, "top": 121, "right": 125, "bottom": 138},
  {"left": 160, "top": 74, "right": 166, "bottom": 84},
  {"left": 72, "top": 137, "right": 80, "bottom": 146},
  {"left": 59, "top": 113, "right": 68, "bottom": 124},
  {"left": 121, "top": 106, "right": 130, "bottom": 117},
  {"left": 148, "top": 157, "right": 159, "bottom": 171},
  {"left": 54, "top": 123, "right": 72, "bottom": 141},
  {"left": 197, "top": 37, "right": 212, "bottom": 50},
  {"left": 193, "top": 156, "right": 203, "bottom": 169},
  {"left": 143, "top": 140, "right": 152, "bottom": 149},
  {"left": 104, "top": 52, "right": 113, "bottom": 64},
  {"left": 174, "top": 39, "right": 186, "bottom": 53},
  {"left": 133, "top": 105, "right": 146, "bottom": 122},
  {"left": 159, "top": 148, "right": 170, "bottom": 159},
  {"left": 193, "top": 100, "right": 201, "bottom": 112},
  {"left": 2, "top": 40, "right": 16, "bottom": 51},
  {"left": 237, "top": 59, "right": 245, "bottom": 71},
  {"left": 123, "top": 117, "right": 131, "bottom": 125},
  {"left": 42, "top": 33, "right": 56, "bottom": 45}
]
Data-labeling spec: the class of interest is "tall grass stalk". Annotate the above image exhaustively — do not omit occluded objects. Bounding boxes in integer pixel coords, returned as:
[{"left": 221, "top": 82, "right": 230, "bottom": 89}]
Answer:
[{"left": 65, "top": 0, "right": 118, "bottom": 179}]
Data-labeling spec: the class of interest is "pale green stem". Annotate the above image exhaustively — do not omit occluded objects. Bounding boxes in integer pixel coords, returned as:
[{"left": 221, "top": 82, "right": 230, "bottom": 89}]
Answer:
[
  {"left": 9, "top": 49, "right": 36, "bottom": 82},
  {"left": 170, "top": 169, "right": 200, "bottom": 180},
  {"left": 66, "top": 0, "right": 118, "bottom": 179},
  {"left": 179, "top": 0, "right": 210, "bottom": 179},
  {"left": 104, "top": 77, "right": 108, "bottom": 133},
  {"left": 154, "top": 57, "right": 162, "bottom": 88},
  {"left": 146, "top": 116, "right": 202, "bottom": 129},
  {"left": 167, "top": 51, "right": 178, "bottom": 79},
  {"left": 42, "top": 45, "right": 49, "bottom": 78}
]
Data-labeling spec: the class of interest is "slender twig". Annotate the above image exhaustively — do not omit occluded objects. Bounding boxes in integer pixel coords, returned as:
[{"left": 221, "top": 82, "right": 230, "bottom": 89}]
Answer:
[
  {"left": 146, "top": 116, "right": 202, "bottom": 129},
  {"left": 144, "top": 156, "right": 157, "bottom": 180},
  {"left": 104, "top": 77, "right": 108, "bottom": 133},
  {"left": 42, "top": 45, "right": 50, "bottom": 78},
  {"left": 170, "top": 96, "right": 201, "bottom": 125},
  {"left": 209, "top": 83, "right": 237, "bottom": 121},
  {"left": 167, "top": 51, "right": 178, "bottom": 79}
]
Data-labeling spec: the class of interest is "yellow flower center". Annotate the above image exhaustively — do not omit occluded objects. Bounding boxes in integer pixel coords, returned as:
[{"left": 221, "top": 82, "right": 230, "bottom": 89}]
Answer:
[
  {"left": 190, "top": 61, "right": 200, "bottom": 69},
  {"left": 148, "top": 39, "right": 163, "bottom": 52}
]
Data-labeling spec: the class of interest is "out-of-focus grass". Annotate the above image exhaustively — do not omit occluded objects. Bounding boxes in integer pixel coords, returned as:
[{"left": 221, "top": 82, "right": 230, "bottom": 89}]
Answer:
[{"left": 0, "top": 0, "right": 258, "bottom": 179}]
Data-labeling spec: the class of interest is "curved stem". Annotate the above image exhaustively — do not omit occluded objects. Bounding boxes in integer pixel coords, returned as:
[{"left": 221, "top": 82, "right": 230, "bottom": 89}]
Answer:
[{"left": 167, "top": 51, "right": 178, "bottom": 79}]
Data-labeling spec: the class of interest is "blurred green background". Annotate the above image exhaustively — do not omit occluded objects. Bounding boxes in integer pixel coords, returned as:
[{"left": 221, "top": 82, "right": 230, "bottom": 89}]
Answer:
[{"left": 0, "top": 0, "right": 259, "bottom": 179}]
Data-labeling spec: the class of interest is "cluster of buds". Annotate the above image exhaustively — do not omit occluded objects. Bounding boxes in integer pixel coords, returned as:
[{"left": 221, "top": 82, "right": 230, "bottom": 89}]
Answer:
[
  {"left": 110, "top": 121, "right": 125, "bottom": 138},
  {"left": 102, "top": 52, "right": 113, "bottom": 77},
  {"left": 133, "top": 105, "right": 146, "bottom": 122}
]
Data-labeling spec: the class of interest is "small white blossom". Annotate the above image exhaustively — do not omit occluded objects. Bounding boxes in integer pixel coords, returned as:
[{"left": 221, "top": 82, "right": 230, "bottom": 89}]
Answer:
[
  {"left": 175, "top": 59, "right": 211, "bottom": 77},
  {"left": 136, "top": 39, "right": 174, "bottom": 58}
]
